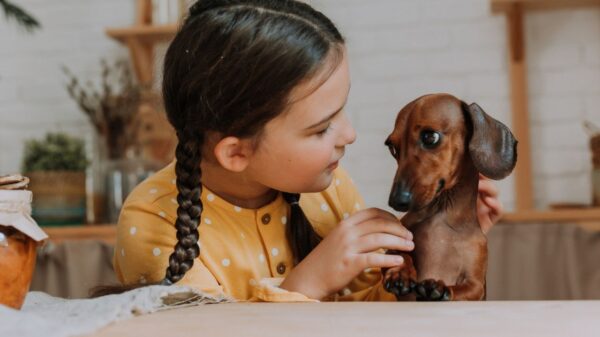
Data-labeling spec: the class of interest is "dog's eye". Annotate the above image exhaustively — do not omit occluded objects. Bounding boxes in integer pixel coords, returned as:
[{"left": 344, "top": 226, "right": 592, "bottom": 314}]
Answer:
[
  {"left": 385, "top": 139, "right": 398, "bottom": 158},
  {"left": 388, "top": 145, "right": 398, "bottom": 158},
  {"left": 420, "top": 130, "right": 441, "bottom": 149}
]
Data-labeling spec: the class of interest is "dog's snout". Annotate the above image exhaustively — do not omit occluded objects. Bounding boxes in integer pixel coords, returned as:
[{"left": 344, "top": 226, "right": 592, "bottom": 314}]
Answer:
[{"left": 389, "top": 183, "right": 413, "bottom": 212}]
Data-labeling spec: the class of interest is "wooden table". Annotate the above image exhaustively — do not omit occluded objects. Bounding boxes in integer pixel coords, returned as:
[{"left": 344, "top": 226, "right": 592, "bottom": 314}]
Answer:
[{"left": 90, "top": 301, "right": 599, "bottom": 337}]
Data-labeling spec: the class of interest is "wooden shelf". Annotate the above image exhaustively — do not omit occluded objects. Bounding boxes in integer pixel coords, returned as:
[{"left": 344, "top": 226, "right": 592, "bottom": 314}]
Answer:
[
  {"left": 501, "top": 208, "right": 600, "bottom": 223},
  {"left": 492, "top": 0, "right": 600, "bottom": 13},
  {"left": 43, "top": 225, "right": 116, "bottom": 245},
  {"left": 105, "top": 24, "right": 177, "bottom": 44},
  {"left": 105, "top": 24, "right": 177, "bottom": 86},
  {"left": 105, "top": 0, "right": 182, "bottom": 86}
]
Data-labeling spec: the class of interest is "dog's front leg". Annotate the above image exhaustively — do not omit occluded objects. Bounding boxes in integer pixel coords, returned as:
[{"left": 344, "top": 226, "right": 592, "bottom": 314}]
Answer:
[
  {"left": 382, "top": 251, "right": 417, "bottom": 300},
  {"left": 448, "top": 277, "right": 486, "bottom": 300}
]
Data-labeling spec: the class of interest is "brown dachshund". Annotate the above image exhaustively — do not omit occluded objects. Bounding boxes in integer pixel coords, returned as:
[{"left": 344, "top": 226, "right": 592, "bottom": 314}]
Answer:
[{"left": 382, "top": 93, "right": 517, "bottom": 301}]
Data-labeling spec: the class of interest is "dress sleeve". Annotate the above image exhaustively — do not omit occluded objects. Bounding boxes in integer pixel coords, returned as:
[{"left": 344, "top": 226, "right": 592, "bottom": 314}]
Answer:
[
  {"left": 249, "top": 277, "right": 318, "bottom": 302},
  {"left": 113, "top": 199, "right": 224, "bottom": 298}
]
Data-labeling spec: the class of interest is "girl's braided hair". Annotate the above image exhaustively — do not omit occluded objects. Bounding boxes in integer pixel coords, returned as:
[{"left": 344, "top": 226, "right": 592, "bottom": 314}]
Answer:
[{"left": 91, "top": 0, "right": 344, "bottom": 295}]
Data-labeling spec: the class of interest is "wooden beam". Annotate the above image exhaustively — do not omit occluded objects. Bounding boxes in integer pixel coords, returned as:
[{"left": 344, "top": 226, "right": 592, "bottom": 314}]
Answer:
[
  {"left": 126, "top": 37, "right": 154, "bottom": 87},
  {"left": 136, "top": 0, "right": 153, "bottom": 25},
  {"left": 492, "top": 0, "right": 600, "bottom": 13},
  {"left": 506, "top": 4, "right": 534, "bottom": 211}
]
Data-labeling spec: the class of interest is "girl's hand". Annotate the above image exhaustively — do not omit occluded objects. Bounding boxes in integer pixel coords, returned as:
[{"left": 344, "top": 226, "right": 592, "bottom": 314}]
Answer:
[
  {"left": 279, "top": 208, "right": 414, "bottom": 300},
  {"left": 477, "top": 175, "right": 504, "bottom": 234}
]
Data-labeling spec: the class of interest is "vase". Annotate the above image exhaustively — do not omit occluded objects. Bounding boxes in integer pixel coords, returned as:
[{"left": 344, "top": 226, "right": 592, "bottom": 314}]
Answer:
[{"left": 104, "top": 158, "right": 162, "bottom": 224}]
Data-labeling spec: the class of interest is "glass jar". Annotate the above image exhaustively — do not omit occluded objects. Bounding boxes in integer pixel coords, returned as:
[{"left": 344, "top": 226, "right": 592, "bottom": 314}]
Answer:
[{"left": 0, "top": 189, "right": 48, "bottom": 309}]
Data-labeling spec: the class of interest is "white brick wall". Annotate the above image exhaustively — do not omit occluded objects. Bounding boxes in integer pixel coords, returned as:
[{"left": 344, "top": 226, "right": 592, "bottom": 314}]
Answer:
[
  {"left": 311, "top": 0, "right": 600, "bottom": 211},
  {"left": 1, "top": 0, "right": 599, "bottom": 213}
]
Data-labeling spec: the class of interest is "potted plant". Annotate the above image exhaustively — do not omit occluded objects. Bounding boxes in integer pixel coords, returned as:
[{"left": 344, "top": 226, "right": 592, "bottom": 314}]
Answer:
[{"left": 22, "top": 132, "right": 89, "bottom": 226}]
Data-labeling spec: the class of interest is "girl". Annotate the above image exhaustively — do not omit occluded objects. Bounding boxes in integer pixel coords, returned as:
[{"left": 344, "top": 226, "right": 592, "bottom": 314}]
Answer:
[{"left": 113, "top": 0, "right": 503, "bottom": 302}]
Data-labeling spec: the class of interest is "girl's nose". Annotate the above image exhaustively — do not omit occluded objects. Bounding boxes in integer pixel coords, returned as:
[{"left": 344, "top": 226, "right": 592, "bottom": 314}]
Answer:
[{"left": 338, "top": 112, "right": 356, "bottom": 146}]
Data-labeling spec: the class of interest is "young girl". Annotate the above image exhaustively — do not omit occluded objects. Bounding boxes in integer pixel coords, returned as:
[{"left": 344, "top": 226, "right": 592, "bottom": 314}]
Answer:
[{"left": 113, "top": 0, "right": 503, "bottom": 302}]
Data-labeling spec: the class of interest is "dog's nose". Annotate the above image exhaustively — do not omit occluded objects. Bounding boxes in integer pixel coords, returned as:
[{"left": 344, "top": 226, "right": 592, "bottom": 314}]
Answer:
[{"left": 389, "top": 186, "right": 412, "bottom": 212}]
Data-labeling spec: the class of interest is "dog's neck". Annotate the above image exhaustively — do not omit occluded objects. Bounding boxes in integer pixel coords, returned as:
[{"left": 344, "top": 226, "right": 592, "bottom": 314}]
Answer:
[{"left": 402, "top": 161, "right": 480, "bottom": 231}]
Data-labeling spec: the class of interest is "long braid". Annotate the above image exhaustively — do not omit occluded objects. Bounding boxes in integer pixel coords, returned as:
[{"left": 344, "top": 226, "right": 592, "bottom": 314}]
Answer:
[
  {"left": 163, "top": 129, "right": 203, "bottom": 284},
  {"left": 282, "top": 192, "right": 322, "bottom": 265}
]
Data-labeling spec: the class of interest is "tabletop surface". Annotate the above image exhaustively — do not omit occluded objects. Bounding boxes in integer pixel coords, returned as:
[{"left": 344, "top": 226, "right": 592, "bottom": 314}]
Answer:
[{"left": 90, "top": 301, "right": 600, "bottom": 337}]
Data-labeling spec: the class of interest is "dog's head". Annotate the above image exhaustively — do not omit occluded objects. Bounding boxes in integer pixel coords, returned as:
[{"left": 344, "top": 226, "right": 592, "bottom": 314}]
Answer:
[{"left": 385, "top": 94, "right": 517, "bottom": 212}]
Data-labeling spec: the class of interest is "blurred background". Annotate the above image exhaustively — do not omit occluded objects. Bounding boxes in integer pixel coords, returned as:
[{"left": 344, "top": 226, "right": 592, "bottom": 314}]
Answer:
[{"left": 0, "top": 0, "right": 599, "bottom": 301}]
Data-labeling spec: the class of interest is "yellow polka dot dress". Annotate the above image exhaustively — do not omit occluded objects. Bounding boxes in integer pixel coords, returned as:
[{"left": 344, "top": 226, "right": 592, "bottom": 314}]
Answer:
[{"left": 114, "top": 161, "right": 396, "bottom": 302}]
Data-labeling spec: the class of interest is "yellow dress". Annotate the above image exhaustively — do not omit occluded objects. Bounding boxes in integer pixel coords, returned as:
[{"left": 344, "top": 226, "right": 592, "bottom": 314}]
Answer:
[{"left": 114, "top": 161, "right": 396, "bottom": 302}]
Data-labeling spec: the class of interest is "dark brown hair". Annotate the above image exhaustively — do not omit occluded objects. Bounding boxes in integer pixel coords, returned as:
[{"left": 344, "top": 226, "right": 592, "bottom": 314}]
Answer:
[{"left": 92, "top": 0, "right": 344, "bottom": 296}]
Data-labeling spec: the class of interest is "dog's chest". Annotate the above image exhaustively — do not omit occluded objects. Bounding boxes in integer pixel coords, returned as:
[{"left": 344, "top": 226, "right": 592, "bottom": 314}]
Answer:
[{"left": 410, "top": 218, "right": 483, "bottom": 284}]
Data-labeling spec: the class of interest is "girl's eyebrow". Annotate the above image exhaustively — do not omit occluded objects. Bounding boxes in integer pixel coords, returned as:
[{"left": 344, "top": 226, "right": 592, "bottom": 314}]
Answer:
[{"left": 304, "top": 104, "right": 345, "bottom": 130}]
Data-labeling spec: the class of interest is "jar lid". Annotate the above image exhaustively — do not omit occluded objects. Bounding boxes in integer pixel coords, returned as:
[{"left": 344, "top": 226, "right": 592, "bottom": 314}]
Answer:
[{"left": 0, "top": 190, "right": 47, "bottom": 242}]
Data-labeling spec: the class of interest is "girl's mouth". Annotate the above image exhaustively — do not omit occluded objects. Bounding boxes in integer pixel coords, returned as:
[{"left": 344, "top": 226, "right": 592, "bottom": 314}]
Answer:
[{"left": 327, "top": 161, "right": 339, "bottom": 170}]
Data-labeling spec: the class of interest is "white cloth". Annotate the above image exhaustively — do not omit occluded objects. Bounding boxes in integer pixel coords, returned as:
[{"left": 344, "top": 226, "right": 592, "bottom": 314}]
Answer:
[
  {"left": 0, "top": 285, "right": 229, "bottom": 337},
  {"left": 0, "top": 190, "right": 47, "bottom": 242}
]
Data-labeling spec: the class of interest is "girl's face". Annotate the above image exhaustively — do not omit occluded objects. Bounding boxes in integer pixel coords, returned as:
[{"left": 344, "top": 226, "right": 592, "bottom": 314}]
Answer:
[{"left": 246, "top": 51, "right": 356, "bottom": 193}]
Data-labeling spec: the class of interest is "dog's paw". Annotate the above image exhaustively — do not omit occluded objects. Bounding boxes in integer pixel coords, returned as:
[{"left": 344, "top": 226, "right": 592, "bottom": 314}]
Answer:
[
  {"left": 383, "top": 266, "right": 416, "bottom": 300},
  {"left": 415, "top": 279, "right": 451, "bottom": 301}
]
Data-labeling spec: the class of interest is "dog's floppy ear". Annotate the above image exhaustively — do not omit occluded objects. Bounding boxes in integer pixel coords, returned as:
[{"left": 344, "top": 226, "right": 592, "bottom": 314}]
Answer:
[{"left": 464, "top": 102, "right": 518, "bottom": 180}]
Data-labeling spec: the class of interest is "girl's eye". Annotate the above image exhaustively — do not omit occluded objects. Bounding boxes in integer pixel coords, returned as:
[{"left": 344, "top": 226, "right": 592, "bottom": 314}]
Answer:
[
  {"left": 420, "top": 129, "right": 441, "bottom": 149},
  {"left": 316, "top": 124, "right": 331, "bottom": 136}
]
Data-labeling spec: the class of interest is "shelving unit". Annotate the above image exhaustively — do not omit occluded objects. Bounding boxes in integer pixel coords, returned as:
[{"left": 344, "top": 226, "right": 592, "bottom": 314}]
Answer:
[
  {"left": 491, "top": 0, "right": 600, "bottom": 221},
  {"left": 105, "top": 0, "right": 179, "bottom": 86},
  {"left": 102, "top": 0, "right": 179, "bottom": 166}
]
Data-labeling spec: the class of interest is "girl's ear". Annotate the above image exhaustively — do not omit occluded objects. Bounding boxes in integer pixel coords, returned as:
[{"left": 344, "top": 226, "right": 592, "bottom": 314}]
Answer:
[{"left": 213, "top": 136, "right": 253, "bottom": 172}]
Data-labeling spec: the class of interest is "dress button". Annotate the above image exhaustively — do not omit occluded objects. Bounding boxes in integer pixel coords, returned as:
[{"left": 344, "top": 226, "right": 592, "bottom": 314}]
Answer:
[
  {"left": 261, "top": 213, "right": 271, "bottom": 225},
  {"left": 276, "top": 262, "right": 286, "bottom": 275}
]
